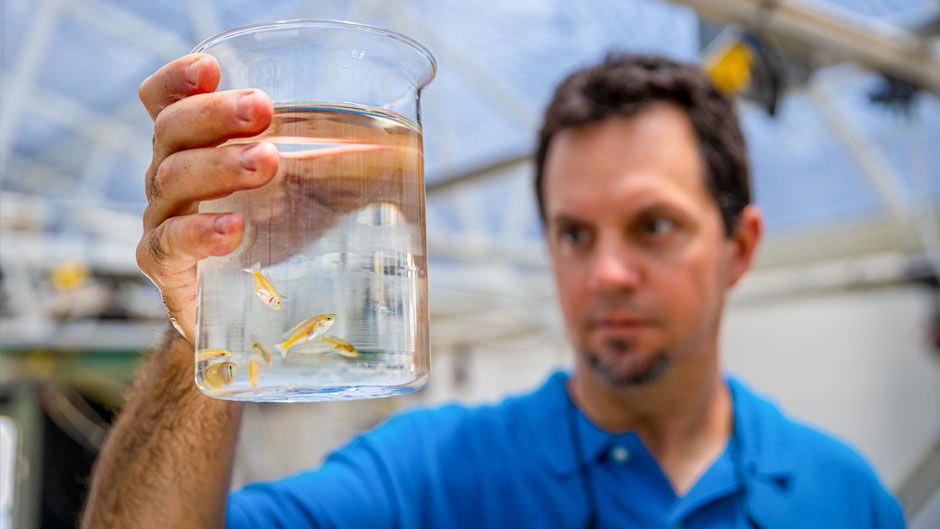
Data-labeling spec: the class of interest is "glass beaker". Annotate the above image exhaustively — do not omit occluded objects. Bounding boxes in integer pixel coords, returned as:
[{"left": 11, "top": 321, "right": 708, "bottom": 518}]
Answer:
[{"left": 191, "top": 20, "right": 435, "bottom": 402}]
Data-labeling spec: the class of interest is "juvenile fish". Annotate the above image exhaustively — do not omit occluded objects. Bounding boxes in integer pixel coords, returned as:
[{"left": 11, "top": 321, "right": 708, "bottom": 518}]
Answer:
[
  {"left": 249, "top": 342, "right": 272, "bottom": 367},
  {"left": 275, "top": 314, "right": 337, "bottom": 358},
  {"left": 197, "top": 348, "right": 232, "bottom": 359},
  {"left": 321, "top": 336, "right": 359, "bottom": 358},
  {"left": 248, "top": 360, "right": 260, "bottom": 388},
  {"left": 204, "top": 362, "right": 237, "bottom": 389},
  {"left": 242, "top": 262, "right": 283, "bottom": 310}
]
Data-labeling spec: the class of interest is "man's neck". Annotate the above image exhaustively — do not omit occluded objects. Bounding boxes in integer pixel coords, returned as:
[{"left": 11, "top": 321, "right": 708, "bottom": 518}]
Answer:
[{"left": 566, "top": 351, "right": 732, "bottom": 495}]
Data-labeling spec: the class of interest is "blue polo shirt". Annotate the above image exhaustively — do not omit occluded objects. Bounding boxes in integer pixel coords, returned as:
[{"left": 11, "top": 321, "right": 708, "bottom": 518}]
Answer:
[{"left": 226, "top": 371, "right": 905, "bottom": 528}]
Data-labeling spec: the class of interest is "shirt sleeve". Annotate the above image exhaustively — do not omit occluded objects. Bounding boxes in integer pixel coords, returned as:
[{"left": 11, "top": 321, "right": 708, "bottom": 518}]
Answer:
[{"left": 224, "top": 434, "right": 400, "bottom": 529}]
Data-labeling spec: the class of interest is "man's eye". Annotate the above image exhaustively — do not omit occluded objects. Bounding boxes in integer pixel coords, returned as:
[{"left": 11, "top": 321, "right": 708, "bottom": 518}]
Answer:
[
  {"left": 559, "top": 226, "right": 591, "bottom": 246},
  {"left": 641, "top": 217, "right": 677, "bottom": 237}
]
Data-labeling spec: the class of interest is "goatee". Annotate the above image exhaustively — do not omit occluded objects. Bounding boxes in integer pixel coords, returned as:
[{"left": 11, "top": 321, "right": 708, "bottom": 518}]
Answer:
[{"left": 586, "top": 337, "right": 671, "bottom": 387}]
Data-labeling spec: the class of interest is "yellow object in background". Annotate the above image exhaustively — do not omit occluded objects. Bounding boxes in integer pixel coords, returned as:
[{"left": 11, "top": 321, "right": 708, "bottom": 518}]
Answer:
[
  {"left": 704, "top": 40, "right": 755, "bottom": 95},
  {"left": 50, "top": 260, "right": 91, "bottom": 292}
]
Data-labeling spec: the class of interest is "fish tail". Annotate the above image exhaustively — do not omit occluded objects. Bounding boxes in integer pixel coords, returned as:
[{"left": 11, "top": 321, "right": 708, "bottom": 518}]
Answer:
[
  {"left": 275, "top": 342, "right": 288, "bottom": 359},
  {"left": 242, "top": 262, "right": 261, "bottom": 275}
]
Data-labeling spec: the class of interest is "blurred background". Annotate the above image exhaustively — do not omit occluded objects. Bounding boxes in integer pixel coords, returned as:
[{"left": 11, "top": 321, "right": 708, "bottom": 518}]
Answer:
[{"left": 2, "top": 0, "right": 940, "bottom": 527}]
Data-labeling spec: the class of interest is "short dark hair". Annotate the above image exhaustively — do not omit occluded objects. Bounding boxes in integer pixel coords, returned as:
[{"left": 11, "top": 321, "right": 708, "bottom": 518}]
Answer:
[{"left": 535, "top": 53, "right": 751, "bottom": 235}]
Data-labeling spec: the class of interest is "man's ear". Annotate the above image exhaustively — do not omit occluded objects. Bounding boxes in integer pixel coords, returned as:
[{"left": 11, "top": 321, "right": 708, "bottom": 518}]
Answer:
[{"left": 726, "top": 205, "right": 763, "bottom": 288}]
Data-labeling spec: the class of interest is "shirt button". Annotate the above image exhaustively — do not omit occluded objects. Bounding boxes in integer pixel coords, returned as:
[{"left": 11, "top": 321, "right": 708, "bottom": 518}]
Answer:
[{"left": 609, "top": 445, "right": 630, "bottom": 464}]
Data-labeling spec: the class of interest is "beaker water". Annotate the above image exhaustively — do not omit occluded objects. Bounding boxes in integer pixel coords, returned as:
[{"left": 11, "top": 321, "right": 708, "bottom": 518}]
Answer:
[{"left": 196, "top": 102, "right": 429, "bottom": 401}]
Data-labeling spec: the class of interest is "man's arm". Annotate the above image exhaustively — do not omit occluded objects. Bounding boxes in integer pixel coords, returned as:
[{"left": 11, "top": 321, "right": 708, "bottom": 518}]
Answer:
[
  {"left": 81, "top": 328, "right": 243, "bottom": 529},
  {"left": 81, "top": 54, "right": 278, "bottom": 528}
]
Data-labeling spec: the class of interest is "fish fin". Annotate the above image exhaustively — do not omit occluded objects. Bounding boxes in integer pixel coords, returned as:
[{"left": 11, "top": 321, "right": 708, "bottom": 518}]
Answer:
[
  {"left": 274, "top": 342, "right": 288, "bottom": 359},
  {"left": 242, "top": 262, "right": 261, "bottom": 275}
]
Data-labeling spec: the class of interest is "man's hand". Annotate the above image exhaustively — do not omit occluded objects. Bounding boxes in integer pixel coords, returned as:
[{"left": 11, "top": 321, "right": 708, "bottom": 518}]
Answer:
[{"left": 136, "top": 53, "right": 279, "bottom": 343}]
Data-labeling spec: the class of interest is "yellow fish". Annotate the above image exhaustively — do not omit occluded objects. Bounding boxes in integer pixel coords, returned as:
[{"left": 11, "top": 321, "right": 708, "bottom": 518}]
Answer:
[
  {"left": 249, "top": 342, "right": 272, "bottom": 367},
  {"left": 321, "top": 336, "right": 359, "bottom": 358},
  {"left": 243, "top": 262, "right": 283, "bottom": 310},
  {"left": 248, "top": 360, "right": 260, "bottom": 388},
  {"left": 197, "top": 348, "right": 232, "bottom": 359},
  {"left": 275, "top": 313, "right": 337, "bottom": 358},
  {"left": 204, "top": 362, "right": 237, "bottom": 389}
]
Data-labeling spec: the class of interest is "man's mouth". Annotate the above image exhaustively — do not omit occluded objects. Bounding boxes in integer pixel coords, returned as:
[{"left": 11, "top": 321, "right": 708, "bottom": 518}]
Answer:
[{"left": 590, "top": 315, "right": 657, "bottom": 331}]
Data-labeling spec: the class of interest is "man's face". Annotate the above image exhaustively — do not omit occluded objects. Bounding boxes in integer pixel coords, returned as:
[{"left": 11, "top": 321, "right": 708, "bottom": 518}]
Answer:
[{"left": 543, "top": 103, "right": 740, "bottom": 388}]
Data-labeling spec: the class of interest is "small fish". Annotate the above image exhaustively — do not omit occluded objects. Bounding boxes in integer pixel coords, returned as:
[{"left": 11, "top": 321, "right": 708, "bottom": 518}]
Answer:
[
  {"left": 275, "top": 313, "right": 337, "bottom": 358},
  {"left": 321, "top": 336, "right": 359, "bottom": 358},
  {"left": 249, "top": 342, "right": 272, "bottom": 367},
  {"left": 197, "top": 348, "right": 232, "bottom": 359},
  {"left": 204, "top": 362, "right": 237, "bottom": 389},
  {"left": 248, "top": 360, "right": 260, "bottom": 388},
  {"left": 242, "top": 262, "right": 283, "bottom": 310}
]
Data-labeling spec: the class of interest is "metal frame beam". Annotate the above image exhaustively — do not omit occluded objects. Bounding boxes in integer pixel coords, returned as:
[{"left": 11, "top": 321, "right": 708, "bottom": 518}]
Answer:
[
  {"left": 76, "top": 102, "right": 148, "bottom": 201},
  {"left": 807, "top": 83, "right": 911, "bottom": 220},
  {"left": 370, "top": 1, "right": 539, "bottom": 130},
  {"left": 0, "top": 0, "right": 61, "bottom": 177},
  {"left": 62, "top": 0, "right": 188, "bottom": 62},
  {"left": 185, "top": 0, "right": 222, "bottom": 45},
  {"left": 669, "top": 0, "right": 940, "bottom": 93},
  {"left": 427, "top": 152, "right": 531, "bottom": 195}
]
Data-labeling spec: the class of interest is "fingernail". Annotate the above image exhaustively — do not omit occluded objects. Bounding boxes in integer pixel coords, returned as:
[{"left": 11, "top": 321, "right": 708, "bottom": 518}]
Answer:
[
  {"left": 241, "top": 143, "right": 261, "bottom": 170},
  {"left": 236, "top": 91, "right": 255, "bottom": 121},
  {"left": 215, "top": 215, "right": 233, "bottom": 233},
  {"left": 187, "top": 57, "right": 204, "bottom": 85}
]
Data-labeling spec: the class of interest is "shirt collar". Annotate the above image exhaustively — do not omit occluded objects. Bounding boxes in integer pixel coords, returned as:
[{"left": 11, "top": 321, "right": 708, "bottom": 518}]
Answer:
[
  {"left": 509, "top": 370, "right": 795, "bottom": 480},
  {"left": 506, "top": 370, "right": 592, "bottom": 476},
  {"left": 726, "top": 376, "right": 795, "bottom": 479}
]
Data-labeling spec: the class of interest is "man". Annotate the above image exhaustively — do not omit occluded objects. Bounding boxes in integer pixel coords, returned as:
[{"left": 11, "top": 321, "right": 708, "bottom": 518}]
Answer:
[{"left": 82, "top": 53, "right": 904, "bottom": 528}]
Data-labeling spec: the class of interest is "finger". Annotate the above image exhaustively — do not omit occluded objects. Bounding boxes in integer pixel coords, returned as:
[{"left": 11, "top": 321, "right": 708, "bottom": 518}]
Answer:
[
  {"left": 151, "top": 89, "right": 273, "bottom": 161},
  {"left": 139, "top": 54, "right": 221, "bottom": 120},
  {"left": 144, "top": 141, "right": 279, "bottom": 227},
  {"left": 137, "top": 212, "right": 245, "bottom": 284}
]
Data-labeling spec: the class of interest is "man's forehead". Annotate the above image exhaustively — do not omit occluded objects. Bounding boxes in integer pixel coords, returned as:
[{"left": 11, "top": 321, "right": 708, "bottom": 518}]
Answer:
[
  {"left": 547, "top": 177, "right": 702, "bottom": 227},
  {"left": 542, "top": 104, "right": 710, "bottom": 218}
]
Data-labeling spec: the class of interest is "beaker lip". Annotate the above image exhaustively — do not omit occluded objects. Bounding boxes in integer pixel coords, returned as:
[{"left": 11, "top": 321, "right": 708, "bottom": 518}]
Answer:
[{"left": 191, "top": 19, "right": 437, "bottom": 86}]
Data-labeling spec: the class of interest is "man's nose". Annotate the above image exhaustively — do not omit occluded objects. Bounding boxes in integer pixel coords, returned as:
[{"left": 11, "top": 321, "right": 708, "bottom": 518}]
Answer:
[{"left": 587, "top": 238, "right": 641, "bottom": 292}]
